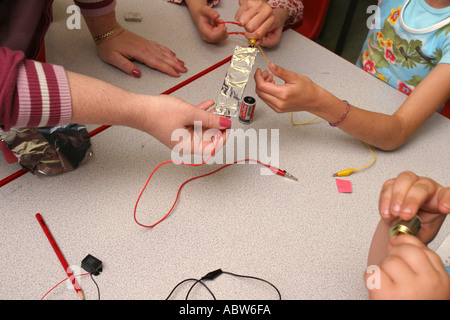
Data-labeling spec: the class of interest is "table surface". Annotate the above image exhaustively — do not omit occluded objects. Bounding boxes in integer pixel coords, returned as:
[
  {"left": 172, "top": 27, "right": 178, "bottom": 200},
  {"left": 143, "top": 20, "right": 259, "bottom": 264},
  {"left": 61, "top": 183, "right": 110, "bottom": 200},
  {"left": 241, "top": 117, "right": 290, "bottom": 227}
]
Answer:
[{"left": 1, "top": 0, "right": 449, "bottom": 300}]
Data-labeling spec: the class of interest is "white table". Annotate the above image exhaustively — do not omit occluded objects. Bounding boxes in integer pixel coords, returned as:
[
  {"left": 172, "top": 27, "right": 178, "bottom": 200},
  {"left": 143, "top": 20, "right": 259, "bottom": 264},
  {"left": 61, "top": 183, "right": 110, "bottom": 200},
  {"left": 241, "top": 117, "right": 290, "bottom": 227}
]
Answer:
[{"left": 1, "top": 0, "right": 449, "bottom": 301}]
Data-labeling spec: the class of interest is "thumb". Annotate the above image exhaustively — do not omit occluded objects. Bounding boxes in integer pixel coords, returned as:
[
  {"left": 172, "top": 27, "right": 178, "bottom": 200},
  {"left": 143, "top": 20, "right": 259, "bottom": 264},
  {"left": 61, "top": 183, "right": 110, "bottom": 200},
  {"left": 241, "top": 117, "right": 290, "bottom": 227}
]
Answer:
[
  {"left": 388, "top": 234, "right": 425, "bottom": 250},
  {"left": 269, "top": 62, "right": 297, "bottom": 83},
  {"left": 192, "top": 101, "right": 232, "bottom": 129}
]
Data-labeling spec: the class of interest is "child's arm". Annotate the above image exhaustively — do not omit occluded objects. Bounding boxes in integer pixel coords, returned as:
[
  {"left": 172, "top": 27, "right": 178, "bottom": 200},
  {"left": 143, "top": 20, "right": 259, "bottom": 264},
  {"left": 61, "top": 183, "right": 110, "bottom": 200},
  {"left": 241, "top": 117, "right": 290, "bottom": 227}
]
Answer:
[
  {"left": 184, "top": 0, "right": 228, "bottom": 43},
  {"left": 367, "top": 171, "right": 450, "bottom": 267},
  {"left": 254, "top": 63, "right": 450, "bottom": 151}
]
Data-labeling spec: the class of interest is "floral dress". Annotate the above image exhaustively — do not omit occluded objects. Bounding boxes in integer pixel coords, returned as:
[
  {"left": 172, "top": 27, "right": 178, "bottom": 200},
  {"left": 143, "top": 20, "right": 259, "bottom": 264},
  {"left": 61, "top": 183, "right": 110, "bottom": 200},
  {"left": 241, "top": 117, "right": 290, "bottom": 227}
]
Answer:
[{"left": 357, "top": 0, "right": 450, "bottom": 96}]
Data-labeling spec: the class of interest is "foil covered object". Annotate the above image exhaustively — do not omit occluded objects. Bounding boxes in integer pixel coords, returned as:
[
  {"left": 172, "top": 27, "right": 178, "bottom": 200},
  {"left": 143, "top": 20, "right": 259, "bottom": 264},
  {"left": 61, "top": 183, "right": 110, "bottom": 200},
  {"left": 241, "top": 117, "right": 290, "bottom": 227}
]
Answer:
[
  {"left": 0, "top": 124, "right": 92, "bottom": 176},
  {"left": 214, "top": 46, "right": 258, "bottom": 117}
]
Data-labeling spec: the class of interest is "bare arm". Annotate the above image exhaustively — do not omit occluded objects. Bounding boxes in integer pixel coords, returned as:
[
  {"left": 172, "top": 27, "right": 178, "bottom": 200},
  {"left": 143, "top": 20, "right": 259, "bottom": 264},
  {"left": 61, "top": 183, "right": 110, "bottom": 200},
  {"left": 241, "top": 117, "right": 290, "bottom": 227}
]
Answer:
[
  {"left": 67, "top": 70, "right": 231, "bottom": 152},
  {"left": 255, "top": 63, "right": 450, "bottom": 150}
]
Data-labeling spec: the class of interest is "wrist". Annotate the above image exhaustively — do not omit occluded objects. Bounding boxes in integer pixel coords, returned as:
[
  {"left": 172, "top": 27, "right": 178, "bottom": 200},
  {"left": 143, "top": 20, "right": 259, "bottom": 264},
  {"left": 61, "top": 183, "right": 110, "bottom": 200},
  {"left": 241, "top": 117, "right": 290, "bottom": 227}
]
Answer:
[
  {"left": 84, "top": 11, "right": 120, "bottom": 42},
  {"left": 272, "top": 8, "right": 288, "bottom": 26}
]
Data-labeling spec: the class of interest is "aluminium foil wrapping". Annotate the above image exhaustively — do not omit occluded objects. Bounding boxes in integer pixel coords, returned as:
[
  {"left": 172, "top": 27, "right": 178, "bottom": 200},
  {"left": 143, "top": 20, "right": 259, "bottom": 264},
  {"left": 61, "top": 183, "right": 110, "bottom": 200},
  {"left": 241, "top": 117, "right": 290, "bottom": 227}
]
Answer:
[
  {"left": 0, "top": 124, "right": 91, "bottom": 175},
  {"left": 214, "top": 46, "right": 258, "bottom": 117}
]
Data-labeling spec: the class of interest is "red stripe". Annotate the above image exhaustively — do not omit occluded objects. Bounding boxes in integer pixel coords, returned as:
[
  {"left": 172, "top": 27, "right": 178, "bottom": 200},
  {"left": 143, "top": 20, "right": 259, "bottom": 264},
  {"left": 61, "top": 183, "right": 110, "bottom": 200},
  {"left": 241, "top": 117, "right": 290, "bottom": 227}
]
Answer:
[
  {"left": 23, "top": 60, "right": 43, "bottom": 127},
  {"left": 0, "top": 169, "right": 28, "bottom": 188},
  {"left": 41, "top": 63, "right": 61, "bottom": 127},
  {"left": 73, "top": 0, "right": 114, "bottom": 10}
]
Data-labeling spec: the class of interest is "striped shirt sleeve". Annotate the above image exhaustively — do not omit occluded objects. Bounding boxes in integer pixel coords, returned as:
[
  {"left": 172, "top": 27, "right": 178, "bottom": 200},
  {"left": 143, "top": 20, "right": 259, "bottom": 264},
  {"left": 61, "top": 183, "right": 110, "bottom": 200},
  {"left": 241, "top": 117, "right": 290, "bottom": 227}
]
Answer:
[
  {"left": 1, "top": 47, "right": 72, "bottom": 132},
  {"left": 73, "top": 0, "right": 117, "bottom": 17}
]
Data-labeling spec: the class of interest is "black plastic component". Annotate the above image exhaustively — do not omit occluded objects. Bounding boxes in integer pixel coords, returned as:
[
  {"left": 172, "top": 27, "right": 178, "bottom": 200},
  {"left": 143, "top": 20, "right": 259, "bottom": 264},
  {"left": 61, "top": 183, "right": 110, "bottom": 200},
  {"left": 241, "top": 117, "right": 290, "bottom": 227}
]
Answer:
[{"left": 81, "top": 254, "right": 103, "bottom": 276}]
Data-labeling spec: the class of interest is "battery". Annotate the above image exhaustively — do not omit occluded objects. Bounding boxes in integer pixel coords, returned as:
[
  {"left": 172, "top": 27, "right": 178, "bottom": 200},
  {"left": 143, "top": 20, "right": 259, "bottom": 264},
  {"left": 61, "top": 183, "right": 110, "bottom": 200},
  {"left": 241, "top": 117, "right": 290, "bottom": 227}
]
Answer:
[
  {"left": 239, "top": 96, "right": 256, "bottom": 124},
  {"left": 389, "top": 215, "right": 422, "bottom": 238}
]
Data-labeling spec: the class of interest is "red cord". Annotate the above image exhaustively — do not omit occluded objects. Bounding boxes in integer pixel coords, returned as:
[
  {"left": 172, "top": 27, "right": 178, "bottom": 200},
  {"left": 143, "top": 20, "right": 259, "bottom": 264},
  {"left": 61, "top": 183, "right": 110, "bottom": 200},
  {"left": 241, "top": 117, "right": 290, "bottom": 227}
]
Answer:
[
  {"left": 133, "top": 132, "right": 285, "bottom": 228},
  {"left": 217, "top": 21, "right": 243, "bottom": 27},
  {"left": 41, "top": 272, "right": 91, "bottom": 300},
  {"left": 217, "top": 21, "right": 246, "bottom": 36}
]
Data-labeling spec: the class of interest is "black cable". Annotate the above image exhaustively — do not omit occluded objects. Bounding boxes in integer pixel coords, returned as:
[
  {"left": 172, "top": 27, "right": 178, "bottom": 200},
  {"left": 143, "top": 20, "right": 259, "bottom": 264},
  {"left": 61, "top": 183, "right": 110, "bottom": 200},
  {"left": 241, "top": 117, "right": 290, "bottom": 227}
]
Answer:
[
  {"left": 221, "top": 271, "right": 282, "bottom": 300},
  {"left": 186, "top": 279, "right": 216, "bottom": 300},
  {"left": 166, "top": 269, "right": 281, "bottom": 300},
  {"left": 90, "top": 272, "right": 101, "bottom": 300},
  {"left": 165, "top": 278, "right": 216, "bottom": 300}
]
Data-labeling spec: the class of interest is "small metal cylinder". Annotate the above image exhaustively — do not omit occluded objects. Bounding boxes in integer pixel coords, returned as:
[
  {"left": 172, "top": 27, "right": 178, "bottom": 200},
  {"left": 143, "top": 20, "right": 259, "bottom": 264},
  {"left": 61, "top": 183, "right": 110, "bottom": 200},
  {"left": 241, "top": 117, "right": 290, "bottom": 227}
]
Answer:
[
  {"left": 239, "top": 96, "right": 256, "bottom": 124},
  {"left": 389, "top": 215, "right": 422, "bottom": 237}
]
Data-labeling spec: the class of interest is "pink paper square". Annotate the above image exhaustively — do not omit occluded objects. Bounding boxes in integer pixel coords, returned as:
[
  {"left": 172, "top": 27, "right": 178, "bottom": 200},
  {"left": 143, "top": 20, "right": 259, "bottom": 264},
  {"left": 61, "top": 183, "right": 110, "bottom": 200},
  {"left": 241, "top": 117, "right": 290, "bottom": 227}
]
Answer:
[{"left": 336, "top": 179, "right": 352, "bottom": 193}]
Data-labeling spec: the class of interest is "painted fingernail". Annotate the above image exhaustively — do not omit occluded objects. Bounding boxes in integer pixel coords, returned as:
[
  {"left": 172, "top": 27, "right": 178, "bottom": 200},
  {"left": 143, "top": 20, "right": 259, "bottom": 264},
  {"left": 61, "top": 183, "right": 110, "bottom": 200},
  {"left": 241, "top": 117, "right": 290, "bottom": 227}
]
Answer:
[
  {"left": 220, "top": 117, "right": 232, "bottom": 127},
  {"left": 133, "top": 69, "right": 141, "bottom": 78}
]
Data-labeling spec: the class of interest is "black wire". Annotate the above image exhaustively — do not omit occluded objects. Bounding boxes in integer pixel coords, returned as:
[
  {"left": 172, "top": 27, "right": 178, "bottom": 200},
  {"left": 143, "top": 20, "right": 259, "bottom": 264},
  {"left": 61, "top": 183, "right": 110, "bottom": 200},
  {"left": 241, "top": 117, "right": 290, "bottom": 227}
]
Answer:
[
  {"left": 186, "top": 279, "right": 216, "bottom": 300},
  {"left": 221, "top": 271, "right": 282, "bottom": 300},
  {"left": 166, "top": 270, "right": 281, "bottom": 300},
  {"left": 90, "top": 273, "right": 101, "bottom": 300},
  {"left": 165, "top": 278, "right": 216, "bottom": 300}
]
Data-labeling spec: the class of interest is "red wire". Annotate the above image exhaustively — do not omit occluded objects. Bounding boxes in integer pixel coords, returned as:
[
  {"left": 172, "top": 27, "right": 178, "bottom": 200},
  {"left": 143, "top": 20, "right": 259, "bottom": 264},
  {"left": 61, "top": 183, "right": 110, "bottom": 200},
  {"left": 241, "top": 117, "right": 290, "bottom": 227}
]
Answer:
[
  {"left": 217, "top": 21, "right": 243, "bottom": 27},
  {"left": 40, "top": 272, "right": 91, "bottom": 300},
  {"left": 217, "top": 21, "right": 246, "bottom": 36},
  {"left": 133, "top": 132, "right": 275, "bottom": 228}
]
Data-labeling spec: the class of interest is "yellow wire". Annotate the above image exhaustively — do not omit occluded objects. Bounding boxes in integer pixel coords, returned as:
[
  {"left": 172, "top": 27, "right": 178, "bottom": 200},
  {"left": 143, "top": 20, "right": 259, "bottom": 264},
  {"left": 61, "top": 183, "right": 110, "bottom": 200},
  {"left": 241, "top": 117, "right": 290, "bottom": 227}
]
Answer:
[
  {"left": 257, "top": 44, "right": 317, "bottom": 126},
  {"left": 255, "top": 42, "right": 376, "bottom": 176},
  {"left": 333, "top": 142, "right": 376, "bottom": 177}
]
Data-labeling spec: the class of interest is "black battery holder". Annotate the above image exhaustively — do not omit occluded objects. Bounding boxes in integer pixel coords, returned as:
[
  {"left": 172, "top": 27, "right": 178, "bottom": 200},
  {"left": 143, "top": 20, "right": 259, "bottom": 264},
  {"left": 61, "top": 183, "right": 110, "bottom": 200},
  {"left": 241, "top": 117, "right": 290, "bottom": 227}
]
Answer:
[{"left": 81, "top": 254, "right": 103, "bottom": 276}]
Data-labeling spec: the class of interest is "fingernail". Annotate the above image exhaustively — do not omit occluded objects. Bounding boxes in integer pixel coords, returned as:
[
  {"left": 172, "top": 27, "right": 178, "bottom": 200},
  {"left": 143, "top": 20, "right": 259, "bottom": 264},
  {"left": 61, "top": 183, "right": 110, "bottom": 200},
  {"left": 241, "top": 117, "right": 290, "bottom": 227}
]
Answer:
[
  {"left": 177, "top": 59, "right": 185, "bottom": 65},
  {"left": 392, "top": 204, "right": 401, "bottom": 213},
  {"left": 220, "top": 117, "right": 232, "bottom": 128},
  {"left": 381, "top": 208, "right": 390, "bottom": 217},
  {"left": 402, "top": 207, "right": 412, "bottom": 215},
  {"left": 133, "top": 69, "right": 141, "bottom": 78}
]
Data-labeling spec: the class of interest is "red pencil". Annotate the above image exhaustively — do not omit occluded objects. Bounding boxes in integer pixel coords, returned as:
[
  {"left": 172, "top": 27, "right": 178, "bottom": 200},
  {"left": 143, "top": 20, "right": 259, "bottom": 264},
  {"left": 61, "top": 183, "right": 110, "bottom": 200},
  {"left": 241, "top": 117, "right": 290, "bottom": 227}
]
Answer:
[{"left": 35, "top": 213, "right": 84, "bottom": 300}]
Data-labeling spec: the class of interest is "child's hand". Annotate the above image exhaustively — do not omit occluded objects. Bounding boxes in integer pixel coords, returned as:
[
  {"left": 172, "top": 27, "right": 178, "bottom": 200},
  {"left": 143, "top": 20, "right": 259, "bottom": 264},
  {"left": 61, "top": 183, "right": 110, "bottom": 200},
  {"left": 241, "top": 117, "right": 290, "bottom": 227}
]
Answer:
[
  {"left": 378, "top": 171, "right": 450, "bottom": 245},
  {"left": 254, "top": 63, "right": 319, "bottom": 113},
  {"left": 366, "top": 234, "right": 450, "bottom": 300},
  {"left": 256, "top": 8, "right": 289, "bottom": 48},
  {"left": 236, "top": 0, "right": 275, "bottom": 44},
  {"left": 194, "top": 6, "right": 228, "bottom": 43}
]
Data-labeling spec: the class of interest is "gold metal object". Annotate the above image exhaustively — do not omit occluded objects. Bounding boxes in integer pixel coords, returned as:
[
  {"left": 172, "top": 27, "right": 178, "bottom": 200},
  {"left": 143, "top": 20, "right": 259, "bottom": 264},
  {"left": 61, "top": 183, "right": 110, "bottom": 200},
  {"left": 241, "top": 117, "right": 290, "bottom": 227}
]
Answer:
[
  {"left": 389, "top": 215, "right": 422, "bottom": 237},
  {"left": 93, "top": 25, "right": 121, "bottom": 42}
]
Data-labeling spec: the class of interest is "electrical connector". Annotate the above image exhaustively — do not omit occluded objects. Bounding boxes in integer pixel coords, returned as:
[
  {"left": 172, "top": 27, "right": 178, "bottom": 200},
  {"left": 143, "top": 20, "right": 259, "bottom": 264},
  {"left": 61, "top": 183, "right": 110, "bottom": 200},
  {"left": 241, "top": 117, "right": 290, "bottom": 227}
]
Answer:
[
  {"left": 201, "top": 269, "right": 223, "bottom": 281},
  {"left": 81, "top": 254, "right": 103, "bottom": 276}
]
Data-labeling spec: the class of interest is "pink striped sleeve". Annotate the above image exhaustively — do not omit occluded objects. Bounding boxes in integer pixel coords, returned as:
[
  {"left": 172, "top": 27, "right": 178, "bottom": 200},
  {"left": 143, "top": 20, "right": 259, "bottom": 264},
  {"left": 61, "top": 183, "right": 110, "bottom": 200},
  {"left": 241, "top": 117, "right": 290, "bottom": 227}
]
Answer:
[
  {"left": 73, "top": 0, "right": 117, "bottom": 17},
  {"left": 14, "top": 60, "right": 72, "bottom": 129}
]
